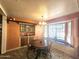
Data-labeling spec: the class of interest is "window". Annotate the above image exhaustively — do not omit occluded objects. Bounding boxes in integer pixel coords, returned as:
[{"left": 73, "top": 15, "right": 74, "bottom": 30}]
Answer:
[
  {"left": 44, "top": 21, "right": 72, "bottom": 44},
  {"left": 48, "top": 23, "right": 65, "bottom": 42},
  {"left": 55, "top": 24, "right": 65, "bottom": 41}
]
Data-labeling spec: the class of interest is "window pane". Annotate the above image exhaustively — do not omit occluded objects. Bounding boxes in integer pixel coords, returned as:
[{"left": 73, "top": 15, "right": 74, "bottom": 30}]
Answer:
[
  {"left": 44, "top": 23, "right": 65, "bottom": 40},
  {"left": 44, "top": 21, "right": 72, "bottom": 45},
  {"left": 56, "top": 24, "right": 65, "bottom": 41},
  {"left": 49, "top": 25, "right": 54, "bottom": 38},
  {"left": 52, "top": 25, "right": 56, "bottom": 39}
]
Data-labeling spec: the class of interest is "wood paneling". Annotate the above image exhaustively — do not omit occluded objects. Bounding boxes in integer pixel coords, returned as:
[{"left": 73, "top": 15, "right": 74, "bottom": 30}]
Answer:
[
  {"left": 7, "top": 16, "right": 37, "bottom": 50},
  {"left": 7, "top": 21, "right": 20, "bottom": 50},
  {"left": 7, "top": 16, "right": 38, "bottom": 24}
]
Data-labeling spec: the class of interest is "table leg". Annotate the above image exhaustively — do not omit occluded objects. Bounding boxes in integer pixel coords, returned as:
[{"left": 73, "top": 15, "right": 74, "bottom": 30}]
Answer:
[{"left": 35, "top": 49, "right": 41, "bottom": 59}]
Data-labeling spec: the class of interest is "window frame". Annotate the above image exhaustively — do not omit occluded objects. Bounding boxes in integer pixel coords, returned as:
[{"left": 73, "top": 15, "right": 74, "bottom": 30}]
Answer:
[{"left": 44, "top": 20, "right": 72, "bottom": 45}]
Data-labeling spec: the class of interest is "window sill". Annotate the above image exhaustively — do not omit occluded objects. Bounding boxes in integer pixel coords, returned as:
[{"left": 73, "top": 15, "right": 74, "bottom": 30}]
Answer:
[{"left": 52, "top": 39, "right": 73, "bottom": 47}]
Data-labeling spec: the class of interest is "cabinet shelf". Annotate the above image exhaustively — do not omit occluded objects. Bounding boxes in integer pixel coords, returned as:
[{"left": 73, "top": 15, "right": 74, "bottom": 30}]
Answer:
[{"left": 19, "top": 22, "right": 35, "bottom": 46}]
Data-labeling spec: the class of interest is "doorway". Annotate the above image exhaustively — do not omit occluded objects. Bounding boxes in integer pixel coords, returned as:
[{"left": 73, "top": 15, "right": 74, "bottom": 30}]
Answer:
[{"left": 0, "top": 14, "right": 2, "bottom": 54}]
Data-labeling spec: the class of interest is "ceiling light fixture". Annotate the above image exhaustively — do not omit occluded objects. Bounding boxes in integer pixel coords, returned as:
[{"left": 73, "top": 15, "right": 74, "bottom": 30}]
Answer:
[
  {"left": 9, "top": 17, "right": 16, "bottom": 21},
  {"left": 38, "top": 16, "right": 47, "bottom": 25}
]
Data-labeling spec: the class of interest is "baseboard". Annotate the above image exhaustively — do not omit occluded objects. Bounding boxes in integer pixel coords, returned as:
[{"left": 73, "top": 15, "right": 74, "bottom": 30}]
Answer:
[{"left": 6, "top": 45, "right": 27, "bottom": 53}]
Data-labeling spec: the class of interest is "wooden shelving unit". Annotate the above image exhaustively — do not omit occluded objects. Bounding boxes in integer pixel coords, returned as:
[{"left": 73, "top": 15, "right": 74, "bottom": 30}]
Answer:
[{"left": 19, "top": 22, "right": 35, "bottom": 46}]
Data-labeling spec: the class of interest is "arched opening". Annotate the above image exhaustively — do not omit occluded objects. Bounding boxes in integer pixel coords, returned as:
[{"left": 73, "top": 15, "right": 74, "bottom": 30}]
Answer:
[{"left": 0, "top": 12, "right": 2, "bottom": 54}]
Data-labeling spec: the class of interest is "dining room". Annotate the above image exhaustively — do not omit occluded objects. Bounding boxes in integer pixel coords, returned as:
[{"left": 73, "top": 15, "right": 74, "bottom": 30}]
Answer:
[{"left": 0, "top": 0, "right": 79, "bottom": 59}]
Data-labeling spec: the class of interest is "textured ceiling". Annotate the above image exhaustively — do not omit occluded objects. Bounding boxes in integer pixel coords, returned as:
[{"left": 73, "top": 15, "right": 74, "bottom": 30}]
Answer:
[{"left": 0, "top": 0, "right": 79, "bottom": 21}]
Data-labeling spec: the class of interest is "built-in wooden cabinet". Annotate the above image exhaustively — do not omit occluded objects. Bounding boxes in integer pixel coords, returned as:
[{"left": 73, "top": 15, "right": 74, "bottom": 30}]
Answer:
[
  {"left": 20, "top": 23, "right": 35, "bottom": 33},
  {"left": 19, "top": 22, "right": 35, "bottom": 46}
]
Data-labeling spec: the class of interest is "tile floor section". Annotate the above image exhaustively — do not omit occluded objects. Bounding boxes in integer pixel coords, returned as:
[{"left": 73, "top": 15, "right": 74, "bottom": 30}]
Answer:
[{"left": 0, "top": 47, "right": 76, "bottom": 59}]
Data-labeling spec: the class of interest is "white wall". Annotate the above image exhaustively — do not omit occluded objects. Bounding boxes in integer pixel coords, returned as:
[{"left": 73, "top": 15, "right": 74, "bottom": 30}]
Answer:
[
  {"left": 1, "top": 16, "right": 7, "bottom": 54},
  {"left": 35, "top": 25, "right": 44, "bottom": 39},
  {"left": 0, "top": 3, "right": 7, "bottom": 54}
]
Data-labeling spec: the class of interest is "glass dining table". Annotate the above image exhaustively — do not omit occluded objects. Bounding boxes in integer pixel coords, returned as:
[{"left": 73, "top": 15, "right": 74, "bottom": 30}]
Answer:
[{"left": 27, "top": 39, "right": 52, "bottom": 59}]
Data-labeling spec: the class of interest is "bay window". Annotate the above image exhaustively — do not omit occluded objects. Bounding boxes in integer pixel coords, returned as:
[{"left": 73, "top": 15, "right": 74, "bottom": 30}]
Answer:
[{"left": 44, "top": 21, "right": 72, "bottom": 45}]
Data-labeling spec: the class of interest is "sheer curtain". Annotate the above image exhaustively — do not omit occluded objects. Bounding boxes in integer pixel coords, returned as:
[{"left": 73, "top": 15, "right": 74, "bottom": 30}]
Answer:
[
  {"left": 44, "top": 21, "right": 72, "bottom": 44},
  {"left": 67, "top": 22, "right": 72, "bottom": 44}
]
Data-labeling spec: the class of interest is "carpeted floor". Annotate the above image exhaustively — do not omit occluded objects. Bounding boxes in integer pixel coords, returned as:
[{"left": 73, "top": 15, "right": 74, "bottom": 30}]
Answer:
[{"left": 0, "top": 46, "right": 75, "bottom": 59}]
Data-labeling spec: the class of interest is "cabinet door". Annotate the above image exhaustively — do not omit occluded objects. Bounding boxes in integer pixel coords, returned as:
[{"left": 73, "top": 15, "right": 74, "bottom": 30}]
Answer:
[
  {"left": 20, "top": 23, "right": 26, "bottom": 32},
  {"left": 20, "top": 23, "right": 35, "bottom": 33},
  {"left": 26, "top": 25, "right": 35, "bottom": 32},
  {"left": 20, "top": 22, "right": 35, "bottom": 46},
  {"left": 21, "top": 37, "right": 28, "bottom": 46}
]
